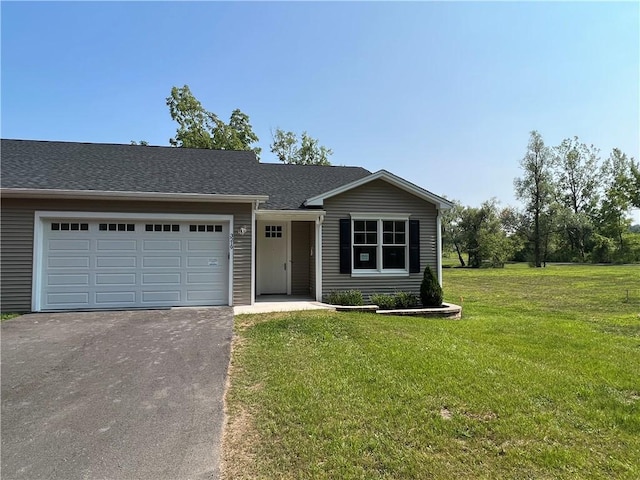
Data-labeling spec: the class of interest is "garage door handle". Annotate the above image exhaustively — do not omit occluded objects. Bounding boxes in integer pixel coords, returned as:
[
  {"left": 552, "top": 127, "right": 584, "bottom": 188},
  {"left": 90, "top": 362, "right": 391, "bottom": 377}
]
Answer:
[{"left": 284, "top": 263, "right": 287, "bottom": 271}]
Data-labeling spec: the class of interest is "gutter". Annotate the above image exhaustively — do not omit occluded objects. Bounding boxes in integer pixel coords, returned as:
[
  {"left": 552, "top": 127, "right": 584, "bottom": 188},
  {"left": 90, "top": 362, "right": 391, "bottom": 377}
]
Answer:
[{"left": 0, "top": 188, "right": 269, "bottom": 204}]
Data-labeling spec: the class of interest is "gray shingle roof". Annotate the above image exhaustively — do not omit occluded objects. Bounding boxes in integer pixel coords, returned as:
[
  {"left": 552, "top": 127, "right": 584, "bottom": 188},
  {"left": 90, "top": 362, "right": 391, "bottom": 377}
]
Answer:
[{"left": 1, "top": 139, "right": 371, "bottom": 210}]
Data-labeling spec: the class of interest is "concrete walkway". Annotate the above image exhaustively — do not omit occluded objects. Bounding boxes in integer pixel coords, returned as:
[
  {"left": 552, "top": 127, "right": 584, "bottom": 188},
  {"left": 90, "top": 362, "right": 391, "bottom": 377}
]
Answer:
[{"left": 233, "top": 296, "right": 335, "bottom": 315}]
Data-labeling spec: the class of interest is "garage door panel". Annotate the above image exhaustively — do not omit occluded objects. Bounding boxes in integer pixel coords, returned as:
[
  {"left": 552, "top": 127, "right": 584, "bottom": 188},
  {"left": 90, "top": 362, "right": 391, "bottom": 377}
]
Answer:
[
  {"left": 40, "top": 218, "right": 229, "bottom": 310},
  {"left": 95, "top": 292, "right": 137, "bottom": 304},
  {"left": 142, "top": 256, "right": 181, "bottom": 268},
  {"left": 96, "top": 256, "right": 137, "bottom": 268},
  {"left": 188, "top": 239, "right": 225, "bottom": 251},
  {"left": 48, "top": 257, "right": 91, "bottom": 268},
  {"left": 47, "top": 274, "right": 90, "bottom": 286},
  {"left": 142, "top": 291, "right": 181, "bottom": 302},
  {"left": 96, "top": 273, "right": 137, "bottom": 285},
  {"left": 143, "top": 240, "right": 182, "bottom": 251},
  {"left": 187, "top": 290, "right": 222, "bottom": 302},
  {"left": 49, "top": 239, "right": 90, "bottom": 251},
  {"left": 47, "top": 292, "right": 90, "bottom": 305},
  {"left": 97, "top": 240, "right": 137, "bottom": 251},
  {"left": 142, "top": 273, "right": 181, "bottom": 285}
]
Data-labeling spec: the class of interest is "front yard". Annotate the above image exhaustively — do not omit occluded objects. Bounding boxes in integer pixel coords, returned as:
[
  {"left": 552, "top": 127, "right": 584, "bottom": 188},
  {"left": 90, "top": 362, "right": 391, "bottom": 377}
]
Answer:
[{"left": 222, "top": 264, "right": 639, "bottom": 479}]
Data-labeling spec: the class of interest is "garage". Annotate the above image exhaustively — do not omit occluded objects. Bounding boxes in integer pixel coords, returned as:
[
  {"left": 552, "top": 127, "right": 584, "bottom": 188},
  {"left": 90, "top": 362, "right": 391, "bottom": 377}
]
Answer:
[{"left": 34, "top": 212, "right": 232, "bottom": 311}]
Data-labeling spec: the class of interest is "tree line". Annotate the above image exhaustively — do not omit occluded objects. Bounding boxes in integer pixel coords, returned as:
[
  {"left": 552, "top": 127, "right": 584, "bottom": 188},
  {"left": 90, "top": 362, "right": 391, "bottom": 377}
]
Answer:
[
  {"left": 132, "top": 85, "right": 332, "bottom": 166},
  {"left": 443, "top": 131, "right": 640, "bottom": 267}
]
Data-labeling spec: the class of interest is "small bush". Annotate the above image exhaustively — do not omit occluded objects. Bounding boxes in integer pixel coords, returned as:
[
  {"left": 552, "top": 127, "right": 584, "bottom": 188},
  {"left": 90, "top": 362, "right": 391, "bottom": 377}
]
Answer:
[
  {"left": 370, "top": 293, "right": 397, "bottom": 310},
  {"left": 327, "top": 290, "right": 363, "bottom": 306},
  {"left": 394, "top": 291, "right": 420, "bottom": 309},
  {"left": 420, "top": 266, "right": 443, "bottom": 307}
]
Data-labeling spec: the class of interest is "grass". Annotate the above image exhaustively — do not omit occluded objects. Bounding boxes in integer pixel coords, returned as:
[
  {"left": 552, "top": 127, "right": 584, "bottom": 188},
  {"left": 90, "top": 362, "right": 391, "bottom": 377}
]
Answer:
[
  {"left": 223, "top": 264, "right": 640, "bottom": 479},
  {"left": 0, "top": 313, "right": 21, "bottom": 321}
]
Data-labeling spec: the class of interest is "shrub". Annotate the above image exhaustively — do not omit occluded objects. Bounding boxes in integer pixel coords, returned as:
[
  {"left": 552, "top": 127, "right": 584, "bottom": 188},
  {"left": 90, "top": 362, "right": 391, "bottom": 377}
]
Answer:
[
  {"left": 327, "top": 290, "right": 363, "bottom": 306},
  {"left": 370, "top": 293, "right": 396, "bottom": 310},
  {"left": 420, "top": 266, "right": 443, "bottom": 307},
  {"left": 394, "top": 291, "right": 420, "bottom": 309}
]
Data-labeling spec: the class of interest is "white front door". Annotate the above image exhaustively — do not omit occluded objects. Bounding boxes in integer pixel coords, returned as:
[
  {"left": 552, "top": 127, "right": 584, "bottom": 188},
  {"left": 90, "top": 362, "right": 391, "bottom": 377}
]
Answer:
[{"left": 257, "top": 221, "right": 287, "bottom": 294}]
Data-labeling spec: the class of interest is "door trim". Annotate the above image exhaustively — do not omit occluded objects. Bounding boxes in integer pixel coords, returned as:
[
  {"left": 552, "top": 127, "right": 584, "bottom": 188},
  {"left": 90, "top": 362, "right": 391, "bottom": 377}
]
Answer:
[{"left": 32, "top": 211, "right": 234, "bottom": 311}]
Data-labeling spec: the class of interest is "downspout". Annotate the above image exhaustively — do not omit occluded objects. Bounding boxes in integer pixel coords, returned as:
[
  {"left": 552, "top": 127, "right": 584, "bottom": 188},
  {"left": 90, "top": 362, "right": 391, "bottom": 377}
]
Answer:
[
  {"left": 315, "top": 213, "right": 325, "bottom": 302},
  {"left": 250, "top": 199, "right": 259, "bottom": 305},
  {"left": 436, "top": 209, "right": 443, "bottom": 287}
]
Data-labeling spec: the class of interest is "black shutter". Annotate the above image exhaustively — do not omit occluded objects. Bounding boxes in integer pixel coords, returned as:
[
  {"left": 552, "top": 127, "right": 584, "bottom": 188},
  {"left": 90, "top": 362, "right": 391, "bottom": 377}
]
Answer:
[
  {"left": 339, "top": 219, "right": 351, "bottom": 274},
  {"left": 409, "top": 219, "right": 420, "bottom": 273}
]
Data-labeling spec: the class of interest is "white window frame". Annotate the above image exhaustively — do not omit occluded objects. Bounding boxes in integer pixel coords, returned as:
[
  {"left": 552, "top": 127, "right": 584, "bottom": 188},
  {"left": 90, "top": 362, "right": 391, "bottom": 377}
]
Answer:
[{"left": 350, "top": 213, "right": 410, "bottom": 277}]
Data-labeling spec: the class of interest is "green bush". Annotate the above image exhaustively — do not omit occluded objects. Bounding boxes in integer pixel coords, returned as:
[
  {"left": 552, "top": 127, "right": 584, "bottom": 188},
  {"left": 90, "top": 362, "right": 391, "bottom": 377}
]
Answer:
[
  {"left": 420, "top": 266, "right": 443, "bottom": 307},
  {"left": 394, "top": 291, "right": 420, "bottom": 308},
  {"left": 327, "top": 290, "right": 363, "bottom": 306},
  {"left": 370, "top": 293, "right": 397, "bottom": 310}
]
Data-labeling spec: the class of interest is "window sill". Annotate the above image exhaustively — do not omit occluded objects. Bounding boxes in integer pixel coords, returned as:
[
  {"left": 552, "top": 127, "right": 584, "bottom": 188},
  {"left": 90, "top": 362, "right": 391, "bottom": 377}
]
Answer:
[{"left": 351, "top": 271, "right": 410, "bottom": 278}]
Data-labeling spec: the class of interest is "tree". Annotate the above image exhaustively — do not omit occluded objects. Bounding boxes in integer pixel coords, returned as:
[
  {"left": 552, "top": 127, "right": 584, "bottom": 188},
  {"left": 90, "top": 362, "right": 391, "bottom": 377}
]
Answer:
[
  {"left": 552, "top": 137, "right": 600, "bottom": 260},
  {"left": 458, "top": 199, "right": 512, "bottom": 267},
  {"left": 166, "top": 85, "right": 261, "bottom": 157},
  {"left": 441, "top": 200, "right": 467, "bottom": 266},
  {"left": 270, "top": 128, "right": 332, "bottom": 165},
  {"left": 597, "top": 148, "right": 634, "bottom": 252},
  {"left": 130, "top": 140, "right": 149, "bottom": 146},
  {"left": 514, "top": 131, "right": 557, "bottom": 267}
]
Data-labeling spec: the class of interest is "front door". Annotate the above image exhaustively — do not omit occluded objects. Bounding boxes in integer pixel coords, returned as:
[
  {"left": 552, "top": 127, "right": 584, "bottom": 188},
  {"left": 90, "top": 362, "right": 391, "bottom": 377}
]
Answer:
[{"left": 257, "top": 221, "right": 287, "bottom": 294}]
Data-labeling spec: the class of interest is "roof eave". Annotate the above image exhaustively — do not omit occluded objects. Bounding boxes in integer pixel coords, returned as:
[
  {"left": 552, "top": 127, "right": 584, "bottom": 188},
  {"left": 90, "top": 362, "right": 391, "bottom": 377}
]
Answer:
[
  {"left": 304, "top": 170, "right": 454, "bottom": 210},
  {"left": 0, "top": 188, "right": 269, "bottom": 204}
]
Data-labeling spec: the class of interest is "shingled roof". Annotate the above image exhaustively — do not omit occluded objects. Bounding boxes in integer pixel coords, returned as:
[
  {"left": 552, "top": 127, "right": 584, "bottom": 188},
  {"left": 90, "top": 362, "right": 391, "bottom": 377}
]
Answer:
[{"left": 1, "top": 139, "right": 371, "bottom": 210}]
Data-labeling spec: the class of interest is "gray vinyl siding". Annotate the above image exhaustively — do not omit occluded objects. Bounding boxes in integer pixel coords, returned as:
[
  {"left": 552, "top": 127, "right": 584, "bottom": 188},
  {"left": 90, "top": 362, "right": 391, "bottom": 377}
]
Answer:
[
  {"left": 291, "top": 221, "right": 311, "bottom": 296},
  {"left": 322, "top": 179, "right": 438, "bottom": 303},
  {"left": 0, "top": 198, "right": 252, "bottom": 312}
]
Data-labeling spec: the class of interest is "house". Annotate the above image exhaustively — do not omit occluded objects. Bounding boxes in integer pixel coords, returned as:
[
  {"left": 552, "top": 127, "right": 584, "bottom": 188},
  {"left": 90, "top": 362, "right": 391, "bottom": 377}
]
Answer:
[{"left": 0, "top": 139, "right": 453, "bottom": 313}]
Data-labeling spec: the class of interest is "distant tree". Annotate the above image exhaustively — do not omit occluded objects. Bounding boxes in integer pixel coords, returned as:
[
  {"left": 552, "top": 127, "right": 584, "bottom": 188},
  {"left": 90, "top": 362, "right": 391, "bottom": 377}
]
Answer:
[
  {"left": 441, "top": 200, "right": 466, "bottom": 266},
  {"left": 630, "top": 160, "right": 640, "bottom": 208},
  {"left": 270, "top": 128, "right": 332, "bottom": 165},
  {"left": 130, "top": 140, "right": 149, "bottom": 146},
  {"left": 458, "top": 199, "right": 512, "bottom": 267},
  {"left": 552, "top": 137, "right": 600, "bottom": 260},
  {"left": 597, "top": 148, "right": 634, "bottom": 251},
  {"left": 166, "top": 85, "right": 260, "bottom": 158},
  {"left": 514, "top": 131, "right": 557, "bottom": 267}
]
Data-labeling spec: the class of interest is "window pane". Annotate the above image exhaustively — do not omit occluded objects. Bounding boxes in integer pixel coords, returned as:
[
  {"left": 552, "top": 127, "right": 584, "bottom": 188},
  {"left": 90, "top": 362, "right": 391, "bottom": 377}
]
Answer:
[
  {"left": 383, "top": 232, "right": 393, "bottom": 244},
  {"left": 383, "top": 247, "right": 406, "bottom": 269},
  {"left": 354, "top": 246, "right": 377, "bottom": 269},
  {"left": 395, "top": 221, "right": 405, "bottom": 233},
  {"left": 354, "top": 220, "right": 365, "bottom": 231},
  {"left": 354, "top": 233, "right": 365, "bottom": 244},
  {"left": 383, "top": 220, "right": 393, "bottom": 232},
  {"left": 366, "top": 233, "right": 377, "bottom": 244},
  {"left": 395, "top": 233, "right": 405, "bottom": 244},
  {"left": 365, "top": 220, "right": 377, "bottom": 231}
]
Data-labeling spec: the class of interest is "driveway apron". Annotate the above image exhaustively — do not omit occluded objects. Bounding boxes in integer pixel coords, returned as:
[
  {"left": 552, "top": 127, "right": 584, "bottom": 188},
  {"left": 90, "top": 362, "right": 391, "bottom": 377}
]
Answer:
[{"left": 1, "top": 308, "right": 233, "bottom": 480}]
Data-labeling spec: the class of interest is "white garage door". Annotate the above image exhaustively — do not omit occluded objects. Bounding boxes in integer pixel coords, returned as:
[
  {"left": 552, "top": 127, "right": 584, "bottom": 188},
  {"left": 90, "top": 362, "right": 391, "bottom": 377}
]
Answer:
[{"left": 39, "top": 218, "right": 230, "bottom": 310}]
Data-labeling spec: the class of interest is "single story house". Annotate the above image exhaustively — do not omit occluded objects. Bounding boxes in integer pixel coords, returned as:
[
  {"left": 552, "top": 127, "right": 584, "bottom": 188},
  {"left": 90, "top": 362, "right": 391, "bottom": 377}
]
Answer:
[{"left": 0, "top": 139, "right": 453, "bottom": 313}]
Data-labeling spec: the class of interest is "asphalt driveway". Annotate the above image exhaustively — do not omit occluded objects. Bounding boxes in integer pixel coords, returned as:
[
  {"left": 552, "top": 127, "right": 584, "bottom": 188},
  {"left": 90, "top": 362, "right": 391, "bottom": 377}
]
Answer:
[{"left": 1, "top": 308, "right": 233, "bottom": 480}]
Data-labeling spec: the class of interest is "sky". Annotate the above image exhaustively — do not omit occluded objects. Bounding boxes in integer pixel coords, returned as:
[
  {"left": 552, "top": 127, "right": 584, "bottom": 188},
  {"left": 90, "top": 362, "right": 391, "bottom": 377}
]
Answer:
[{"left": 2, "top": 1, "right": 639, "bottom": 222}]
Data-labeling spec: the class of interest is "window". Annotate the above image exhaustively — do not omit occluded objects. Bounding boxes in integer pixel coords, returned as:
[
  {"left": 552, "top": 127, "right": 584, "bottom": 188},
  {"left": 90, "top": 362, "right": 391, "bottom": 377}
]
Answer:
[
  {"left": 146, "top": 224, "right": 179, "bottom": 232},
  {"left": 189, "top": 224, "right": 222, "bottom": 233},
  {"left": 101, "top": 223, "right": 135, "bottom": 232},
  {"left": 52, "top": 222, "right": 89, "bottom": 231},
  {"left": 340, "top": 217, "right": 419, "bottom": 275},
  {"left": 265, "top": 225, "right": 282, "bottom": 238}
]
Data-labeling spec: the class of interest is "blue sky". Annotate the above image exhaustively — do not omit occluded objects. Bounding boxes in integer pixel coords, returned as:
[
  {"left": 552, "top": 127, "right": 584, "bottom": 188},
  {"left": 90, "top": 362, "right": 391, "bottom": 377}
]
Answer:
[{"left": 2, "top": 1, "right": 638, "bottom": 220}]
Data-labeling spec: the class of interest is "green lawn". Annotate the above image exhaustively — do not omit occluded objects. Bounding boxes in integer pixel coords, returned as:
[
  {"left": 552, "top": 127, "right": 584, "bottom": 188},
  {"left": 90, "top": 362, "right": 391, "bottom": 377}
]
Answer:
[{"left": 223, "top": 264, "right": 640, "bottom": 479}]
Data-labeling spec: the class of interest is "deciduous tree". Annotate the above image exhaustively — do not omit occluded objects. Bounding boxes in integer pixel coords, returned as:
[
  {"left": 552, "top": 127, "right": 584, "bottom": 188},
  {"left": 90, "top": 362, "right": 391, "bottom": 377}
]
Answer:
[
  {"left": 166, "top": 85, "right": 261, "bottom": 157},
  {"left": 270, "top": 128, "right": 332, "bottom": 165}
]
